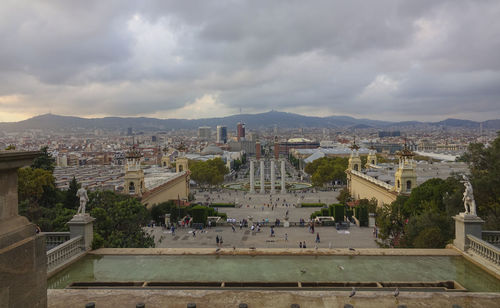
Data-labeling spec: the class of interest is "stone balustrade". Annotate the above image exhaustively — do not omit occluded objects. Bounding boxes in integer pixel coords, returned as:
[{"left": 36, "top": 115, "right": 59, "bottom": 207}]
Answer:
[
  {"left": 482, "top": 231, "right": 500, "bottom": 246},
  {"left": 47, "top": 235, "right": 85, "bottom": 272},
  {"left": 350, "top": 170, "right": 393, "bottom": 190},
  {"left": 42, "top": 232, "right": 70, "bottom": 250},
  {"left": 467, "top": 234, "right": 500, "bottom": 267}
]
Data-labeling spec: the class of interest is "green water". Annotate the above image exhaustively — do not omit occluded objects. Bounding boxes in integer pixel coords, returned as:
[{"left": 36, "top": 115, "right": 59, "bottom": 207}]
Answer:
[{"left": 48, "top": 255, "right": 500, "bottom": 292}]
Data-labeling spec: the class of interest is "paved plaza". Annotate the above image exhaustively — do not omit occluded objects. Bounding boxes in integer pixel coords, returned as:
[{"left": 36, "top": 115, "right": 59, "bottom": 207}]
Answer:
[{"left": 147, "top": 188, "right": 378, "bottom": 249}]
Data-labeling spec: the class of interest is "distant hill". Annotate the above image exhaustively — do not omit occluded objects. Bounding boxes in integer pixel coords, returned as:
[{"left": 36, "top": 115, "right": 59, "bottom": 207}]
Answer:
[{"left": 0, "top": 111, "right": 498, "bottom": 132}]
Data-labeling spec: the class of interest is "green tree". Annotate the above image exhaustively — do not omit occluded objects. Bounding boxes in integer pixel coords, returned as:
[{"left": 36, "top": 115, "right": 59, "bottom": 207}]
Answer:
[
  {"left": 64, "top": 177, "right": 80, "bottom": 210},
  {"left": 89, "top": 190, "right": 154, "bottom": 248},
  {"left": 18, "top": 167, "right": 56, "bottom": 221},
  {"left": 337, "top": 188, "right": 351, "bottom": 205},
  {"left": 31, "top": 146, "right": 55, "bottom": 172},
  {"left": 305, "top": 157, "right": 348, "bottom": 187},
  {"left": 461, "top": 132, "right": 500, "bottom": 229},
  {"left": 190, "top": 158, "right": 229, "bottom": 188}
]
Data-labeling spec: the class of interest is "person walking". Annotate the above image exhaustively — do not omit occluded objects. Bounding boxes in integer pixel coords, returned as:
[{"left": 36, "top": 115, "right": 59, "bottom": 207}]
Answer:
[
  {"left": 316, "top": 233, "right": 320, "bottom": 243},
  {"left": 299, "top": 242, "right": 303, "bottom": 248},
  {"left": 216, "top": 235, "right": 220, "bottom": 247},
  {"left": 303, "top": 241, "right": 307, "bottom": 249},
  {"left": 285, "top": 233, "right": 288, "bottom": 242}
]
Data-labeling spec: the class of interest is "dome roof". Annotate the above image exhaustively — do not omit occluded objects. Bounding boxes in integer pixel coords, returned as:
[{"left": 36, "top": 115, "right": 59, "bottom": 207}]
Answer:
[{"left": 201, "top": 144, "right": 223, "bottom": 155}]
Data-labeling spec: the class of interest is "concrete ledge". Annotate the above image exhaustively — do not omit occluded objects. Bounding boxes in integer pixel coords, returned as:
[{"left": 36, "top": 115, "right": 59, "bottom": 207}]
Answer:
[
  {"left": 47, "top": 251, "right": 88, "bottom": 279},
  {"left": 47, "top": 289, "right": 500, "bottom": 308},
  {"left": 91, "top": 247, "right": 461, "bottom": 256}
]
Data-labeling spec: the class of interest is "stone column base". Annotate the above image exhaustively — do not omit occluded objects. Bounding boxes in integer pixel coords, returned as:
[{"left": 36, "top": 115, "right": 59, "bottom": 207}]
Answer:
[
  {"left": 453, "top": 213, "right": 484, "bottom": 251},
  {"left": 68, "top": 214, "right": 95, "bottom": 251}
]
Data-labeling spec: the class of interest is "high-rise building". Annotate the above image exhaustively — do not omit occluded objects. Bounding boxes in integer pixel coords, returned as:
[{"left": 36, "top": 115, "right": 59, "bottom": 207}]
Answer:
[
  {"left": 216, "top": 125, "right": 228, "bottom": 144},
  {"left": 237, "top": 122, "right": 245, "bottom": 141},
  {"left": 198, "top": 127, "right": 211, "bottom": 140}
]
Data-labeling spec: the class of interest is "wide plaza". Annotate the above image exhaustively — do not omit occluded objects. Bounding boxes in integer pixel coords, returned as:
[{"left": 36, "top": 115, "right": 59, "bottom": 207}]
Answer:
[{"left": 148, "top": 188, "right": 378, "bottom": 249}]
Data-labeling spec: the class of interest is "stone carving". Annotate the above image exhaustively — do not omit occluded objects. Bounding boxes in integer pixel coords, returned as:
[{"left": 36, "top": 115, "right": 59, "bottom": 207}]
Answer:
[
  {"left": 76, "top": 187, "right": 89, "bottom": 215},
  {"left": 461, "top": 175, "right": 477, "bottom": 216}
]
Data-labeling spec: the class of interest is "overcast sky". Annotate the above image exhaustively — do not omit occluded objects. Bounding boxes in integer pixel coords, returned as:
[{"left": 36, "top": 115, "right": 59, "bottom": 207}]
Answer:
[{"left": 0, "top": 0, "right": 499, "bottom": 122}]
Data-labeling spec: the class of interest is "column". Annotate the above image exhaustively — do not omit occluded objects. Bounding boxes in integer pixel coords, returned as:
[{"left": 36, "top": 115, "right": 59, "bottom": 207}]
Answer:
[
  {"left": 281, "top": 160, "right": 286, "bottom": 194},
  {"left": 260, "top": 160, "right": 265, "bottom": 194},
  {"left": 68, "top": 214, "right": 96, "bottom": 251},
  {"left": 249, "top": 160, "right": 255, "bottom": 193},
  {"left": 270, "top": 159, "right": 276, "bottom": 194}
]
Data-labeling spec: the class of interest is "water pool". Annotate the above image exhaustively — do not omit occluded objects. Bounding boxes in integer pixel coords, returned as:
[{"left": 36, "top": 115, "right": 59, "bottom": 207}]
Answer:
[{"left": 48, "top": 255, "right": 500, "bottom": 292}]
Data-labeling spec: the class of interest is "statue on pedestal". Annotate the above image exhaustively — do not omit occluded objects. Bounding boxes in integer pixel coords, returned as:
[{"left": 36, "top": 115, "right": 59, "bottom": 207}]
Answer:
[
  {"left": 76, "top": 187, "right": 89, "bottom": 215},
  {"left": 461, "top": 175, "right": 477, "bottom": 216}
]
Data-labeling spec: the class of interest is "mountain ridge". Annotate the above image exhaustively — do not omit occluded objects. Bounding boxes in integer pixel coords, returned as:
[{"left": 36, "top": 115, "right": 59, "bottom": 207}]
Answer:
[{"left": 0, "top": 111, "right": 498, "bottom": 132}]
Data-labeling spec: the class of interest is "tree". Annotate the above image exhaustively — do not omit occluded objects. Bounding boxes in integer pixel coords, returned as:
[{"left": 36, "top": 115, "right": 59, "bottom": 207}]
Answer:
[
  {"left": 337, "top": 188, "right": 351, "bottom": 205},
  {"left": 305, "top": 157, "right": 348, "bottom": 187},
  {"left": 190, "top": 158, "right": 229, "bottom": 188},
  {"left": 461, "top": 132, "right": 500, "bottom": 229},
  {"left": 18, "top": 167, "right": 56, "bottom": 221},
  {"left": 31, "top": 146, "right": 55, "bottom": 172},
  {"left": 64, "top": 177, "right": 80, "bottom": 210},
  {"left": 375, "top": 176, "right": 463, "bottom": 248},
  {"left": 89, "top": 190, "right": 154, "bottom": 248}
]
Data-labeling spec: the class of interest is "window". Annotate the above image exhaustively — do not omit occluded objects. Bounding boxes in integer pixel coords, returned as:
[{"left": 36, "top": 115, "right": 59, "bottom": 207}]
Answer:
[
  {"left": 406, "top": 180, "right": 412, "bottom": 191},
  {"left": 354, "top": 164, "right": 358, "bottom": 171},
  {"left": 129, "top": 182, "right": 135, "bottom": 194}
]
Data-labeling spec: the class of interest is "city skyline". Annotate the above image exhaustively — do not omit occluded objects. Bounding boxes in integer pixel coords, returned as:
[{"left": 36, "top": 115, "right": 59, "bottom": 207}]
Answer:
[{"left": 1, "top": 1, "right": 500, "bottom": 122}]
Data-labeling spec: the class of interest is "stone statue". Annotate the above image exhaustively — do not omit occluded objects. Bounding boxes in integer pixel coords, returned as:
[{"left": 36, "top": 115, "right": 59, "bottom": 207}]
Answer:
[
  {"left": 461, "top": 175, "right": 477, "bottom": 216},
  {"left": 76, "top": 187, "right": 89, "bottom": 215}
]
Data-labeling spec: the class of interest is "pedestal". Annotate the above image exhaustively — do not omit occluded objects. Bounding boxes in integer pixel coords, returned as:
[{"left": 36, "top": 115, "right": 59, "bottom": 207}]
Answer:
[
  {"left": 453, "top": 213, "right": 484, "bottom": 251},
  {"left": 68, "top": 214, "right": 95, "bottom": 251},
  {"left": 0, "top": 151, "right": 47, "bottom": 308}
]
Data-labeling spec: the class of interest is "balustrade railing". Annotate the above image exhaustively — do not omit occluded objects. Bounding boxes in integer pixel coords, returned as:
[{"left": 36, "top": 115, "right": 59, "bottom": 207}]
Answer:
[
  {"left": 47, "top": 235, "right": 85, "bottom": 272},
  {"left": 42, "top": 232, "right": 70, "bottom": 250},
  {"left": 482, "top": 231, "right": 500, "bottom": 246},
  {"left": 467, "top": 234, "right": 500, "bottom": 267}
]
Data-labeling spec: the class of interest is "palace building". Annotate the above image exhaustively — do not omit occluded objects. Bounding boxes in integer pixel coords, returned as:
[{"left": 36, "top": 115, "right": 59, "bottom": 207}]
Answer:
[
  {"left": 346, "top": 143, "right": 468, "bottom": 207},
  {"left": 123, "top": 147, "right": 190, "bottom": 208}
]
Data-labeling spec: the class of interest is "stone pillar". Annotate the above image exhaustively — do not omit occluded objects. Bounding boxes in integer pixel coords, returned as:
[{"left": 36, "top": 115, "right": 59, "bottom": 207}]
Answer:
[
  {"left": 453, "top": 213, "right": 485, "bottom": 251},
  {"left": 281, "top": 160, "right": 286, "bottom": 194},
  {"left": 270, "top": 159, "right": 276, "bottom": 194},
  {"left": 0, "top": 151, "right": 47, "bottom": 308},
  {"left": 260, "top": 160, "right": 265, "bottom": 194},
  {"left": 249, "top": 160, "right": 255, "bottom": 193},
  {"left": 68, "top": 214, "right": 95, "bottom": 251}
]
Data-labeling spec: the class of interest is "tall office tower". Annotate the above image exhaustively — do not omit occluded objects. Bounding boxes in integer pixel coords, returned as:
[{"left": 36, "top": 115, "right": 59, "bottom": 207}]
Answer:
[
  {"left": 198, "top": 127, "right": 211, "bottom": 140},
  {"left": 237, "top": 122, "right": 245, "bottom": 141},
  {"left": 216, "top": 125, "right": 228, "bottom": 144}
]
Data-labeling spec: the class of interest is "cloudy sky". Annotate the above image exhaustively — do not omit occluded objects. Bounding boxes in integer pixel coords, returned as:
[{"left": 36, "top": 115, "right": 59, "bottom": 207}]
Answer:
[{"left": 0, "top": 0, "right": 499, "bottom": 122}]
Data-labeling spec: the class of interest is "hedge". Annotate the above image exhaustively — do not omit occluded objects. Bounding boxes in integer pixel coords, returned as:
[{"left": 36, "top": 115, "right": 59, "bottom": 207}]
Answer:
[
  {"left": 209, "top": 203, "right": 235, "bottom": 208},
  {"left": 191, "top": 205, "right": 209, "bottom": 226},
  {"left": 301, "top": 203, "right": 326, "bottom": 208},
  {"left": 310, "top": 210, "right": 323, "bottom": 219},
  {"left": 355, "top": 205, "right": 369, "bottom": 227},
  {"left": 321, "top": 208, "right": 329, "bottom": 216},
  {"left": 329, "top": 204, "right": 345, "bottom": 222}
]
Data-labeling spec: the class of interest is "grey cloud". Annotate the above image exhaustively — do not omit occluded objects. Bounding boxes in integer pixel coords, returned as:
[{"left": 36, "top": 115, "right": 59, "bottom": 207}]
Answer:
[{"left": 0, "top": 0, "right": 499, "bottom": 121}]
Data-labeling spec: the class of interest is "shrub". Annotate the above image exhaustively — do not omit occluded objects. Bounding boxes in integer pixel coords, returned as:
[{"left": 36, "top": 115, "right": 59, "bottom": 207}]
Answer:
[
  {"left": 329, "top": 204, "right": 345, "bottom": 222},
  {"left": 300, "top": 203, "right": 326, "bottom": 207},
  {"left": 321, "top": 208, "right": 329, "bottom": 216},
  {"left": 310, "top": 210, "right": 322, "bottom": 219},
  {"left": 209, "top": 203, "right": 235, "bottom": 207},
  {"left": 357, "top": 205, "right": 369, "bottom": 226},
  {"left": 191, "top": 205, "right": 209, "bottom": 226}
]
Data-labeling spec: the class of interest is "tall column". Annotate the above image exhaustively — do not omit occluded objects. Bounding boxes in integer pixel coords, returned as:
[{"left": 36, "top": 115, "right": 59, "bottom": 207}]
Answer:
[
  {"left": 270, "top": 159, "right": 276, "bottom": 194},
  {"left": 281, "top": 160, "right": 286, "bottom": 194},
  {"left": 260, "top": 160, "right": 265, "bottom": 194},
  {"left": 249, "top": 160, "right": 255, "bottom": 193}
]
